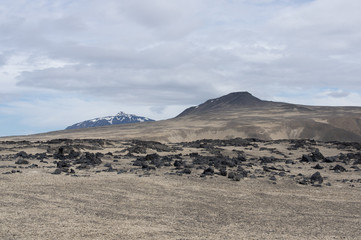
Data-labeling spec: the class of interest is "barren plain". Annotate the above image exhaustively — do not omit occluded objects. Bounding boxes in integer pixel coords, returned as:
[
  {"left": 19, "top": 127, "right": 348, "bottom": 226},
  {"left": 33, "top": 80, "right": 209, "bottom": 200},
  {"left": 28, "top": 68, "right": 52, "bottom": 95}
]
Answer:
[{"left": 1, "top": 138, "right": 360, "bottom": 239}]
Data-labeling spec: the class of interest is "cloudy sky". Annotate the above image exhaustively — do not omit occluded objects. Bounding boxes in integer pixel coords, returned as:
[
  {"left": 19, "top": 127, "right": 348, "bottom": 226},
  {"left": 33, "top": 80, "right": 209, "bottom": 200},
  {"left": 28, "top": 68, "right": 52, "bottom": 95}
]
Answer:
[{"left": 1, "top": 0, "right": 361, "bottom": 136}]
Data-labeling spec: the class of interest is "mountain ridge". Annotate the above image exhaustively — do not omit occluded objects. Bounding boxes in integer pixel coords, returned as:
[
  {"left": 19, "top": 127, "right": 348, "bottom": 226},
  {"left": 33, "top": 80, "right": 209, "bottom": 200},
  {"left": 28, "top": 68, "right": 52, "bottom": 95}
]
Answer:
[
  {"left": 66, "top": 111, "right": 154, "bottom": 130},
  {"left": 2, "top": 91, "right": 361, "bottom": 143},
  {"left": 177, "top": 91, "right": 298, "bottom": 117}
]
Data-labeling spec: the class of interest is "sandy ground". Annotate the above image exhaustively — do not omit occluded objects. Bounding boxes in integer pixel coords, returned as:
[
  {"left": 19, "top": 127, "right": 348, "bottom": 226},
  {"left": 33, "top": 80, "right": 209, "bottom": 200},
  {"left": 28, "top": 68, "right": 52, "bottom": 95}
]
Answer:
[
  {"left": 1, "top": 138, "right": 361, "bottom": 239},
  {"left": 1, "top": 171, "right": 360, "bottom": 240}
]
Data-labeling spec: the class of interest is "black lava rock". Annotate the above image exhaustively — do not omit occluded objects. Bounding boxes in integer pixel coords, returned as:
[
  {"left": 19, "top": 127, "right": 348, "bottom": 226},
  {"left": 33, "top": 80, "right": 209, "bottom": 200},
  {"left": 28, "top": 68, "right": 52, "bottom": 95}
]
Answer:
[
  {"left": 15, "top": 159, "right": 29, "bottom": 165},
  {"left": 53, "top": 147, "right": 66, "bottom": 160},
  {"left": 310, "top": 171, "right": 323, "bottom": 184},
  {"left": 324, "top": 157, "right": 337, "bottom": 163},
  {"left": 269, "top": 176, "right": 277, "bottom": 181},
  {"left": 311, "top": 149, "right": 325, "bottom": 161},
  {"left": 236, "top": 166, "right": 248, "bottom": 178},
  {"left": 104, "top": 163, "right": 112, "bottom": 168},
  {"left": 312, "top": 164, "right": 324, "bottom": 169},
  {"left": 260, "top": 156, "right": 278, "bottom": 164},
  {"left": 285, "top": 159, "right": 295, "bottom": 164},
  {"left": 74, "top": 152, "right": 102, "bottom": 166},
  {"left": 52, "top": 169, "right": 62, "bottom": 174},
  {"left": 174, "top": 160, "right": 183, "bottom": 168},
  {"left": 331, "top": 164, "right": 347, "bottom": 172},
  {"left": 56, "top": 160, "right": 71, "bottom": 168},
  {"left": 227, "top": 171, "right": 242, "bottom": 181},
  {"left": 203, "top": 167, "right": 215, "bottom": 176},
  {"left": 68, "top": 150, "right": 81, "bottom": 159},
  {"left": 16, "top": 151, "right": 30, "bottom": 158},
  {"left": 301, "top": 155, "right": 313, "bottom": 163},
  {"left": 145, "top": 153, "right": 160, "bottom": 161},
  {"left": 219, "top": 168, "right": 227, "bottom": 176}
]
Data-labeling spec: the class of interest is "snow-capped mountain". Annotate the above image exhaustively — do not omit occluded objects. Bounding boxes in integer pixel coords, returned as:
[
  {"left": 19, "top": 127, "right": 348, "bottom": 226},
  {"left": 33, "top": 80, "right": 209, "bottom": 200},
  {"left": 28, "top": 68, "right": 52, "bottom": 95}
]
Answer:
[{"left": 65, "top": 112, "right": 155, "bottom": 130}]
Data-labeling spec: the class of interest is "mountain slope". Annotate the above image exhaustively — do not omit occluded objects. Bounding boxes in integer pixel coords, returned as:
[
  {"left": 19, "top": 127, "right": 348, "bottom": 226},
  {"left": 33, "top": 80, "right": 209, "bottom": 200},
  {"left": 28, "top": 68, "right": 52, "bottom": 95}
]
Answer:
[
  {"left": 66, "top": 112, "right": 154, "bottom": 130},
  {"left": 176, "top": 91, "right": 310, "bottom": 117},
  {"left": 4, "top": 92, "right": 361, "bottom": 143},
  {"left": 177, "top": 92, "right": 264, "bottom": 117}
]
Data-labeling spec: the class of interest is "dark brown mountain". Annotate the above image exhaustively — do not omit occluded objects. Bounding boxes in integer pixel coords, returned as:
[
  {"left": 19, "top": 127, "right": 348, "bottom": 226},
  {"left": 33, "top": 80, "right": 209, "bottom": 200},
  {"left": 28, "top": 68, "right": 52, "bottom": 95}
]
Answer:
[
  {"left": 177, "top": 92, "right": 267, "bottom": 117},
  {"left": 177, "top": 92, "right": 311, "bottom": 117}
]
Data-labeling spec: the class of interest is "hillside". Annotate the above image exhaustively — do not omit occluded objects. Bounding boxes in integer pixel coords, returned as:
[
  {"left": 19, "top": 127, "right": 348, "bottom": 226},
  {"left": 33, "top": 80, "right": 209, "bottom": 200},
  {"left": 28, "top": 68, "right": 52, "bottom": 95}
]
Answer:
[{"left": 2, "top": 92, "right": 361, "bottom": 142}]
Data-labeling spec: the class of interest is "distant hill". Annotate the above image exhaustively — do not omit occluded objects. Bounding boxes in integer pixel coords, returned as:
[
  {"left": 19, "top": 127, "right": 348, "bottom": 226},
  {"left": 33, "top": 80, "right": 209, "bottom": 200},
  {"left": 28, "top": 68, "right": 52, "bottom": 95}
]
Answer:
[
  {"left": 66, "top": 111, "right": 154, "bottom": 130},
  {"left": 4, "top": 91, "right": 361, "bottom": 143},
  {"left": 176, "top": 91, "right": 310, "bottom": 117}
]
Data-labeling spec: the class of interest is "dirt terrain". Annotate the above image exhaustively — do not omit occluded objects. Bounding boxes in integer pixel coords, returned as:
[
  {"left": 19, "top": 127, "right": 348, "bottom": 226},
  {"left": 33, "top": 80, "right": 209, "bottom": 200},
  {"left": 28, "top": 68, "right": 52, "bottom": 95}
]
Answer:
[{"left": 1, "top": 138, "right": 360, "bottom": 239}]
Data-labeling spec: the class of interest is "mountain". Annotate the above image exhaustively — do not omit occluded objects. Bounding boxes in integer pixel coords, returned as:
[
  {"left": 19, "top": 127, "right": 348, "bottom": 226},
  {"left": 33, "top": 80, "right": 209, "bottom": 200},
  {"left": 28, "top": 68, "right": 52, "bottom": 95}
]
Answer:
[
  {"left": 65, "top": 111, "right": 155, "bottom": 130},
  {"left": 4, "top": 92, "right": 361, "bottom": 143},
  {"left": 177, "top": 91, "right": 309, "bottom": 117}
]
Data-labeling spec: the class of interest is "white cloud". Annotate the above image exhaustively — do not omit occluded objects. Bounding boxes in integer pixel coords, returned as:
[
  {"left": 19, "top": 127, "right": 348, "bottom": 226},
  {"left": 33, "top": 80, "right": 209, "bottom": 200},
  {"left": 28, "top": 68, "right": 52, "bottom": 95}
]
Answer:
[{"left": 1, "top": 0, "right": 361, "bottom": 136}]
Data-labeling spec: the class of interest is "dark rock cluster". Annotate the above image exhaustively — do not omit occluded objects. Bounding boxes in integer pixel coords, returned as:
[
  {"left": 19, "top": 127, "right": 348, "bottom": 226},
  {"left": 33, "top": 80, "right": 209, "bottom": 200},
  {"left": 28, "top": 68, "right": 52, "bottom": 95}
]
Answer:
[
  {"left": 1, "top": 138, "right": 360, "bottom": 188},
  {"left": 53, "top": 149, "right": 103, "bottom": 174}
]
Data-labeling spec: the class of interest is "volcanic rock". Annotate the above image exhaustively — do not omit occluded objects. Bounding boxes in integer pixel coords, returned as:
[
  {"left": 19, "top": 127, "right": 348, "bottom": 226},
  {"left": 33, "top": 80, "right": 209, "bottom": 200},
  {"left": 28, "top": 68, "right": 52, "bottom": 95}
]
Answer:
[
  {"left": 15, "top": 159, "right": 29, "bottom": 165},
  {"left": 310, "top": 171, "right": 323, "bottom": 184}
]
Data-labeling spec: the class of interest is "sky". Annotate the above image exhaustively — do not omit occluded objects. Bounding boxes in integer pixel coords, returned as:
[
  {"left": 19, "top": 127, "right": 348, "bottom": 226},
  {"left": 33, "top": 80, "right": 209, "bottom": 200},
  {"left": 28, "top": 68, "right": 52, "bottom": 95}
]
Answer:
[{"left": 1, "top": 0, "right": 361, "bottom": 136}]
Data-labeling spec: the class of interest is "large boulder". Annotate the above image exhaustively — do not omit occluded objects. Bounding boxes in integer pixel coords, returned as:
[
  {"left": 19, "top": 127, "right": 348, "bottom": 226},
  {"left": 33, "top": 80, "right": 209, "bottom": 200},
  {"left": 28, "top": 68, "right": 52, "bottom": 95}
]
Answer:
[{"left": 310, "top": 171, "right": 323, "bottom": 184}]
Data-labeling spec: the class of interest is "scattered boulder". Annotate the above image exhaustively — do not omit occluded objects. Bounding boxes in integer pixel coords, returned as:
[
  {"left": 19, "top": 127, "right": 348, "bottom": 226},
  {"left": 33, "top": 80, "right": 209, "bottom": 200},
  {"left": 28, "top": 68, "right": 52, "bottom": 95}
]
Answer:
[
  {"left": 145, "top": 153, "right": 160, "bottom": 161},
  {"left": 311, "top": 149, "right": 325, "bottom": 161},
  {"left": 228, "top": 172, "right": 242, "bottom": 181},
  {"left": 301, "top": 150, "right": 325, "bottom": 163},
  {"left": 52, "top": 169, "right": 62, "bottom": 174},
  {"left": 297, "top": 178, "right": 309, "bottom": 185},
  {"left": 77, "top": 163, "right": 90, "bottom": 170},
  {"left": 353, "top": 159, "right": 361, "bottom": 165},
  {"left": 263, "top": 165, "right": 285, "bottom": 172},
  {"left": 28, "top": 164, "right": 39, "bottom": 168},
  {"left": 133, "top": 157, "right": 146, "bottom": 166},
  {"left": 202, "top": 167, "right": 215, "bottom": 176},
  {"left": 269, "top": 175, "right": 277, "bottom": 181},
  {"left": 103, "top": 163, "right": 117, "bottom": 172},
  {"left": 331, "top": 165, "right": 347, "bottom": 172},
  {"left": 53, "top": 147, "right": 66, "bottom": 160},
  {"left": 189, "top": 152, "right": 199, "bottom": 157},
  {"left": 312, "top": 164, "right": 324, "bottom": 170},
  {"left": 104, "top": 163, "right": 112, "bottom": 168},
  {"left": 301, "top": 155, "right": 314, "bottom": 163},
  {"left": 16, "top": 151, "right": 30, "bottom": 158},
  {"left": 324, "top": 157, "right": 337, "bottom": 163},
  {"left": 74, "top": 152, "right": 102, "bottom": 166},
  {"left": 53, "top": 147, "right": 81, "bottom": 160},
  {"left": 68, "top": 149, "right": 81, "bottom": 159},
  {"left": 117, "top": 169, "right": 127, "bottom": 174},
  {"left": 236, "top": 166, "right": 248, "bottom": 178},
  {"left": 35, "top": 153, "right": 47, "bottom": 160},
  {"left": 285, "top": 159, "right": 295, "bottom": 164},
  {"left": 350, "top": 166, "right": 360, "bottom": 171},
  {"left": 56, "top": 160, "right": 70, "bottom": 168},
  {"left": 260, "top": 156, "right": 278, "bottom": 164},
  {"left": 174, "top": 160, "right": 184, "bottom": 169},
  {"left": 310, "top": 171, "right": 323, "bottom": 184},
  {"left": 219, "top": 168, "right": 227, "bottom": 176},
  {"left": 15, "top": 159, "right": 29, "bottom": 165}
]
